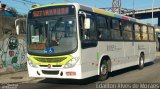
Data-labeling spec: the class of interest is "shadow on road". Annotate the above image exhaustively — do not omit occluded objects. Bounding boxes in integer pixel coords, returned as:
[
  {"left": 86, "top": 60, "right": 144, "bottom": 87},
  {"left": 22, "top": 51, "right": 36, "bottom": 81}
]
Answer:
[
  {"left": 38, "top": 62, "right": 154, "bottom": 85},
  {"left": 39, "top": 76, "right": 98, "bottom": 85},
  {"left": 109, "top": 62, "right": 154, "bottom": 77}
]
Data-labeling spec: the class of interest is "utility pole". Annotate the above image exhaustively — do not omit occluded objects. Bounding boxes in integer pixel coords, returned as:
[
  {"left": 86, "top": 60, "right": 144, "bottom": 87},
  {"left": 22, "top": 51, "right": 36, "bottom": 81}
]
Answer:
[
  {"left": 112, "top": 0, "right": 121, "bottom": 14},
  {"left": 152, "top": 0, "right": 155, "bottom": 26},
  {"left": 132, "top": 0, "right": 135, "bottom": 18}
]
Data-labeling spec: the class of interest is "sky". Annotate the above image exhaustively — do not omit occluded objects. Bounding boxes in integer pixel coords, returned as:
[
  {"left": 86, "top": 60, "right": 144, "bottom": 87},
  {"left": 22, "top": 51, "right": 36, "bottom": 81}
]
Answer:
[
  {"left": 1, "top": 0, "right": 160, "bottom": 14},
  {"left": 1, "top": 0, "right": 160, "bottom": 24}
]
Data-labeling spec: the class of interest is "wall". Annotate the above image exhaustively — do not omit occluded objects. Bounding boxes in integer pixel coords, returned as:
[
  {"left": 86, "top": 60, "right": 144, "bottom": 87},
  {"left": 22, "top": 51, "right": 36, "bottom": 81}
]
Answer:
[{"left": 0, "top": 15, "right": 27, "bottom": 74}]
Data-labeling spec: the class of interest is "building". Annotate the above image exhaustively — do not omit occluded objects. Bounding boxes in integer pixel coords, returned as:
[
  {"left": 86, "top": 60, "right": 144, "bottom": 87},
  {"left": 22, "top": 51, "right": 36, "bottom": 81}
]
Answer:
[{"left": 0, "top": 2, "right": 16, "bottom": 17}]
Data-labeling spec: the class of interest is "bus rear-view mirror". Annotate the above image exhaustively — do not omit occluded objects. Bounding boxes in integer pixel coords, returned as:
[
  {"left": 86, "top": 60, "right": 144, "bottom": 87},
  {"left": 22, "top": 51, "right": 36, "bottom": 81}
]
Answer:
[
  {"left": 16, "top": 25, "right": 20, "bottom": 35},
  {"left": 84, "top": 18, "right": 91, "bottom": 30}
]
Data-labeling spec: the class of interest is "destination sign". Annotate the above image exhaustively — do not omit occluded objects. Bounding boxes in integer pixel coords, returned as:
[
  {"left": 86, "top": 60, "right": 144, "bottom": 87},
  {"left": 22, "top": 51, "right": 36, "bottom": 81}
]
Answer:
[
  {"left": 29, "top": 6, "right": 75, "bottom": 18},
  {"left": 32, "top": 7, "right": 69, "bottom": 17}
]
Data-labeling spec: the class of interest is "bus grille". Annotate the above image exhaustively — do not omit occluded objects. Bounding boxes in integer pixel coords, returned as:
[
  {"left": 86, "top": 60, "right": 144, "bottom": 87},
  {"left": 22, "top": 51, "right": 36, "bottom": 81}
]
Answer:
[
  {"left": 39, "top": 65, "right": 62, "bottom": 67},
  {"left": 42, "top": 70, "right": 59, "bottom": 75},
  {"left": 34, "top": 57, "right": 67, "bottom": 63}
]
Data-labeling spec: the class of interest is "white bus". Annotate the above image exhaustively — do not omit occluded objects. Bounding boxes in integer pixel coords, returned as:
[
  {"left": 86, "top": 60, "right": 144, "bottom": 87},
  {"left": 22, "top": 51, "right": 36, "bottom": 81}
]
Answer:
[{"left": 21, "top": 3, "right": 156, "bottom": 81}]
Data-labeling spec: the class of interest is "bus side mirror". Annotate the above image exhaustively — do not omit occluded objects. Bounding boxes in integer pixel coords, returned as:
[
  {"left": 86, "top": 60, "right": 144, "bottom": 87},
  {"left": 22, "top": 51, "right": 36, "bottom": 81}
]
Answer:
[
  {"left": 16, "top": 25, "right": 20, "bottom": 35},
  {"left": 84, "top": 18, "right": 90, "bottom": 29}
]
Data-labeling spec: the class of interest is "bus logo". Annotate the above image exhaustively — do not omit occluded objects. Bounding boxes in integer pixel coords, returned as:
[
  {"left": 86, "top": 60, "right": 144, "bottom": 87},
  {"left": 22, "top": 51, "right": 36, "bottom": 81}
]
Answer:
[
  {"left": 43, "top": 48, "right": 54, "bottom": 54},
  {"left": 48, "top": 64, "right": 51, "bottom": 68}
]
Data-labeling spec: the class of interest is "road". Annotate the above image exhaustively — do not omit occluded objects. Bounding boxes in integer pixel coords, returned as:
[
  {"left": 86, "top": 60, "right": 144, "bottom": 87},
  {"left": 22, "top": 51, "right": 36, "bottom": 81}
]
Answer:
[{"left": 2, "top": 58, "right": 160, "bottom": 89}]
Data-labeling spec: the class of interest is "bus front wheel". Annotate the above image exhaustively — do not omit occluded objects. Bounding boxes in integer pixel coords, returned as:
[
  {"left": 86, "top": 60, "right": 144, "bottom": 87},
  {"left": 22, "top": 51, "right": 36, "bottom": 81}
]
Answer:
[{"left": 98, "top": 60, "right": 109, "bottom": 81}]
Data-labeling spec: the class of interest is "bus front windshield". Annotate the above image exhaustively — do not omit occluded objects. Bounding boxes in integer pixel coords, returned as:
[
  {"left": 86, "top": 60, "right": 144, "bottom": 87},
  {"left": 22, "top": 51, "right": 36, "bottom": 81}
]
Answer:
[{"left": 27, "top": 16, "right": 77, "bottom": 56}]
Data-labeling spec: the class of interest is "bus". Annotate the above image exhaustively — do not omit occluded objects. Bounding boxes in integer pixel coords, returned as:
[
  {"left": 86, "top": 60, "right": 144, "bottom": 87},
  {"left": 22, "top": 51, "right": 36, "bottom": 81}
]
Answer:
[{"left": 19, "top": 3, "right": 156, "bottom": 81}]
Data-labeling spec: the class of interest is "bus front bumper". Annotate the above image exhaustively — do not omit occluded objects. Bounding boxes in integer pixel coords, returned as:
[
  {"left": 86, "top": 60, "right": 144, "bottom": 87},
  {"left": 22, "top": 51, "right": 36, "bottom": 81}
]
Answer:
[{"left": 27, "top": 62, "right": 82, "bottom": 79}]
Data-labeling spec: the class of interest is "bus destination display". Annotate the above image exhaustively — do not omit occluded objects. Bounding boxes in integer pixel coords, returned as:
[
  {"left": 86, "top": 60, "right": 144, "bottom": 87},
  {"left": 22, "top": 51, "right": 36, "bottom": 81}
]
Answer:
[{"left": 32, "top": 7, "right": 69, "bottom": 17}]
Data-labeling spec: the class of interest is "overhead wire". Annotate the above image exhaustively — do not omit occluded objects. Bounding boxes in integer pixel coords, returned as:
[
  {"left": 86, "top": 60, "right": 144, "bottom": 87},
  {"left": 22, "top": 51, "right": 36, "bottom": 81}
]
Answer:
[{"left": 11, "top": 0, "right": 41, "bottom": 5}]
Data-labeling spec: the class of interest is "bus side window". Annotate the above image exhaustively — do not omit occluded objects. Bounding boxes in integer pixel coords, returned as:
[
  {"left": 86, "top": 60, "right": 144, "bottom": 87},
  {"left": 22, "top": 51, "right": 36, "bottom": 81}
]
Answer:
[
  {"left": 134, "top": 24, "right": 141, "bottom": 41},
  {"left": 148, "top": 26, "right": 154, "bottom": 41},
  {"left": 79, "top": 14, "right": 85, "bottom": 40},
  {"left": 79, "top": 13, "right": 97, "bottom": 41},
  {"left": 85, "top": 17, "right": 97, "bottom": 40},
  {"left": 111, "top": 19, "right": 122, "bottom": 40},
  {"left": 122, "top": 21, "right": 133, "bottom": 40},
  {"left": 97, "top": 15, "right": 110, "bottom": 40},
  {"left": 141, "top": 25, "right": 148, "bottom": 41}
]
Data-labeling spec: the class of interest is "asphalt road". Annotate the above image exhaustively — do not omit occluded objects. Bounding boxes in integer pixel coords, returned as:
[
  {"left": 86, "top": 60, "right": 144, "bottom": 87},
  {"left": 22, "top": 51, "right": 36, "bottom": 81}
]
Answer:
[{"left": 5, "top": 58, "right": 160, "bottom": 89}]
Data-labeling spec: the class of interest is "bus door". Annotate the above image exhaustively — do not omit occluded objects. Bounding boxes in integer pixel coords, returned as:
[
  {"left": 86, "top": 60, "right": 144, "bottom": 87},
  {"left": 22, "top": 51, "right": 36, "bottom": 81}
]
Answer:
[{"left": 79, "top": 11, "right": 99, "bottom": 76}]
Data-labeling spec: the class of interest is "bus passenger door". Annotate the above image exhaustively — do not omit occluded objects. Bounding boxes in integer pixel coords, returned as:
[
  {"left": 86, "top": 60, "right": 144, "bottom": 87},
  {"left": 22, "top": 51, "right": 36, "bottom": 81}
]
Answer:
[{"left": 79, "top": 12, "right": 99, "bottom": 77}]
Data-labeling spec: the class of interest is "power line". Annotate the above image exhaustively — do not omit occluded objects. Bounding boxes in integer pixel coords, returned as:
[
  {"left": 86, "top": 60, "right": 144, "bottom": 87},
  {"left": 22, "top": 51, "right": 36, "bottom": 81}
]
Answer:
[
  {"left": 11, "top": 0, "right": 41, "bottom": 5},
  {"left": 11, "top": 0, "right": 31, "bottom": 5},
  {"left": 10, "top": 0, "right": 41, "bottom": 11},
  {"left": 22, "top": 0, "right": 41, "bottom": 5}
]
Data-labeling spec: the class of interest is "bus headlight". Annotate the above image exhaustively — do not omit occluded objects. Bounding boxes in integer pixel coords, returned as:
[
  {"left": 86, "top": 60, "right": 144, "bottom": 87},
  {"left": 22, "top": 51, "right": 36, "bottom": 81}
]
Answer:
[
  {"left": 64, "top": 57, "right": 79, "bottom": 68},
  {"left": 28, "top": 59, "right": 37, "bottom": 68}
]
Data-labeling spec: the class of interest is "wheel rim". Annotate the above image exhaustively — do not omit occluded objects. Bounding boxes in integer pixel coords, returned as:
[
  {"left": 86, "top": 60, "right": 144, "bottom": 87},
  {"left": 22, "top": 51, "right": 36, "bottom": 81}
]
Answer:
[
  {"left": 100, "top": 64, "right": 107, "bottom": 75},
  {"left": 140, "top": 56, "right": 144, "bottom": 66}
]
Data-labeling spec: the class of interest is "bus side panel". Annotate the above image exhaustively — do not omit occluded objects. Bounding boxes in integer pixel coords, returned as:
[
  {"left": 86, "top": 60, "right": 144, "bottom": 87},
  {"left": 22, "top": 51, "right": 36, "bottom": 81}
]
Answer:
[
  {"left": 81, "top": 47, "right": 99, "bottom": 79},
  {"left": 148, "top": 42, "right": 156, "bottom": 62},
  {"left": 134, "top": 42, "right": 155, "bottom": 63},
  {"left": 98, "top": 41, "right": 125, "bottom": 71},
  {"left": 123, "top": 42, "right": 138, "bottom": 68}
]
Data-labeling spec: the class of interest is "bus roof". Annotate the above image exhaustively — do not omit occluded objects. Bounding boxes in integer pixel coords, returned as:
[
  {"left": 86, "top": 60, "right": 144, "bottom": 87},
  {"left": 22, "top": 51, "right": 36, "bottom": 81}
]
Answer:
[
  {"left": 79, "top": 4, "right": 147, "bottom": 25},
  {"left": 31, "top": 3, "right": 150, "bottom": 26}
]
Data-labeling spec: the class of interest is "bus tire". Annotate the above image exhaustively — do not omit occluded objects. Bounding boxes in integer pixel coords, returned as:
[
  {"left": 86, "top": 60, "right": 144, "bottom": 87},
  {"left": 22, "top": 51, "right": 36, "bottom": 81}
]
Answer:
[
  {"left": 98, "top": 60, "right": 109, "bottom": 81},
  {"left": 138, "top": 54, "right": 144, "bottom": 69}
]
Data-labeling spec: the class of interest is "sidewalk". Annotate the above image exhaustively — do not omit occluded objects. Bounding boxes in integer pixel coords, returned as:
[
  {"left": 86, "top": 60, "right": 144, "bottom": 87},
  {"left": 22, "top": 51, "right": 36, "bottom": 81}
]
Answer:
[{"left": 0, "top": 71, "right": 39, "bottom": 84}]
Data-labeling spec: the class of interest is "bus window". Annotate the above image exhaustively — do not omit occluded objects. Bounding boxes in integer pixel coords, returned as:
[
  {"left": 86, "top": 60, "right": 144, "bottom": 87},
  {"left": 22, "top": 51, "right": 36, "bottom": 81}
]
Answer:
[
  {"left": 111, "top": 19, "right": 119, "bottom": 30},
  {"left": 148, "top": 26, "right": 154, "bottom": 41},
  {"left": 85, "top": 18, "right": 97, "bottom": 40},
  {"left": 80, "top": 13, "right": 97, "bottom": 41},
  {"left": 111, "top": 19, "right": 122, "bottom": 40},
  {"left": 122, "top": 21, "right": 133, "bottom": 40},
  {"left": 134, "top": 24, "right": 141, "bottom": 40},
  {"left": 79, "top": 14, "right": 85, "bottom": 40},
  {"left": 141, "top": 25, "right": 148, "bottom": 41},
  {"left": 97, "top": 16, "right": 110, "bottom": 40}
]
